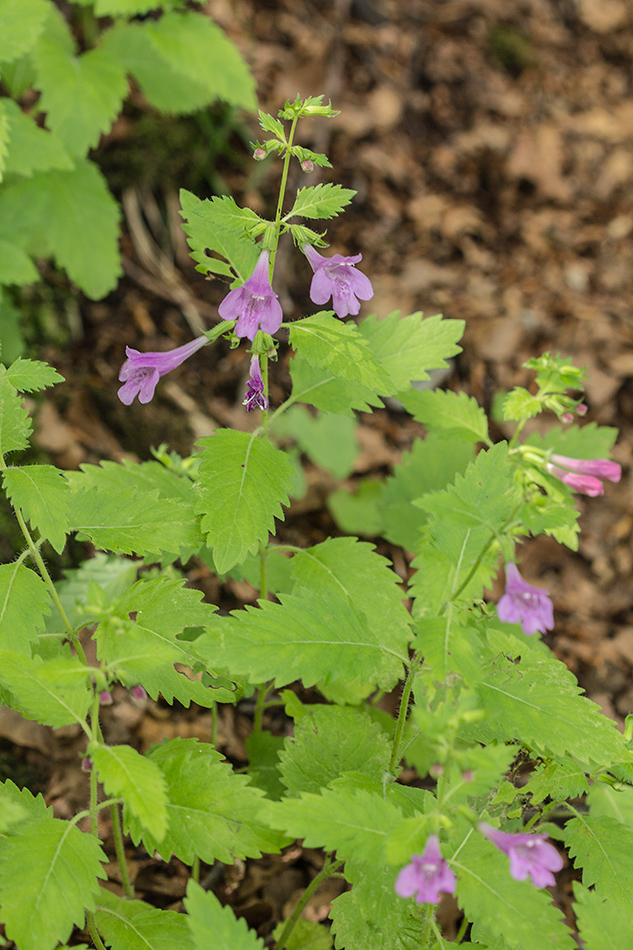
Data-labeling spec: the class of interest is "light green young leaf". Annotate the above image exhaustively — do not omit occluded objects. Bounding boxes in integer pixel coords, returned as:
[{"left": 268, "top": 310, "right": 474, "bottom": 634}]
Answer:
[
  {"left": 194, "top": 587, "right": 408, "bottom": 690},
  {"left": 89, "top": 743, "right": 168, "bottom": 841},
  {"left": 522, "top": 757, "right": 589, "bottom": 805},
  {"left": 2, "top": 357, "right": 64, "bottom": 392},
  {"left": 0, "top": 650, "right": 92, "bottom": 728},
  {"left": 289, "top": 313, "right": 392, "bottom": 393},
  {"left": 279, "top": 705, "right": 390, "bottom": 796},
  {"left": 574, "top": 882, "right": 632, "bottom": 950},
  {"left": 0, "top": 778, "right": 48, "bottom": 822},
  {"left": 0, "top": 375, "right": 31, "bottom": 455},
  {"left": 358, "top": 311, "right": 464, "bottom": 389},
  {"left": 0, "top": 0, "right": 49, "bottom": 65},
  {"left": 289, "top": 353, "right": 383, "bottom": 415},
  {"left": 186, "top": 880, "right": 264, "bottom": 950},
  {"left": 502, "top": 386, "right": 542, "bottom": 422},
  {"left": 179, "top": 189, "right": 261, "bottom": 282},
  {"left": 0, "top": 815, "right": 106, "bottom": 950},
  {"left": 0, "top": 103, "right": 7, "bottom": 182},
  {"left": 563, "top": 815, "right": 633, "bottom": 910},
  {"left": 287, "top": 184, "right": 356, "bottom": 220},
  {"left": 45, "top": 552, "right": 138, "bottom": 636},
  {"left": 0, "top": 562, "right": 51, "bottom": 653},
  {"left": 194, "top": 430, "right": 294, "bottom": 574},
  {"left": 587, "top": 781, "right": 633, "bottom": 826},
  {"left": 94, "top": 0, "right": 184, "bottom": 12},
  {"left": 3, "top": 464, "right": 70, "bottom": 553},
  {"left": 410, "top": 522, "right": 498, "bottom": 616},
  {"left": 125, "top": 737, "right": 286, "bottom": 863},
  {"left": 399, "top": 389, "right": 489, "bottom": 443},
  {"left": 94, "top": 888, "right": 194, "bottom": 950},
  {"left": 67, "top": 457, "right": 196, "bottom": 503}
]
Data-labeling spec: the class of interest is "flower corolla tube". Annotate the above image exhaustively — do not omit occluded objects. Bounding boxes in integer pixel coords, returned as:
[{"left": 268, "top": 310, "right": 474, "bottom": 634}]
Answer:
[
  {"left": 118, "top": 336, "right": 207, "bottom": 405},
  {"left": 218, "top": 251, "right": 283, "bottom": 341},
  {"left": 243, "top": 355, "right": 269, "bottom": 412},
  {"left": 479, "top": 822, "right": 563, "bottom": 888},
  {"left": 497, "top": 562, "right": 554, "bottom": 636},
  {"left": 394, "top": 835, "right": 456, "bottom": 905},
  {"left": 545, "top": 453, "right": 621, "bottom": 497},
  {"left": 302, "top": 244, "right": 374, "bottom": 318}
]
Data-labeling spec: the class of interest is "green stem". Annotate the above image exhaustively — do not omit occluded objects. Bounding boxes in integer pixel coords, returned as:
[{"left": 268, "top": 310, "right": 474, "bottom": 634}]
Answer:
[
  {"left": 211, "top": 700, "right": 218, "bottom": 749},
  {"left": 429, "top": 914, "right": 447, "bottom": 948},
  {"left": 111, "top": 803, "right": 134, "bottom": 899},
  {"left": 275, "top": 857, "right": 342, "bottom": 950},
  {"left": 388, "top": 655, "right": 421, "bottom": 773},
  {"left": 86, "top": 910, "right": 107, "bottom": 950},
  {"left": 253, "top": 682, "right": 270, "bottom": 734},
  {"left": 269, "top": 115, "right": 299, "bottom": 276},
  {"left": 191, "top": 855, "right": 201, "bottom": 885},
  {"left": 259, "top": 542, "right": 269, "bottom": 600}
]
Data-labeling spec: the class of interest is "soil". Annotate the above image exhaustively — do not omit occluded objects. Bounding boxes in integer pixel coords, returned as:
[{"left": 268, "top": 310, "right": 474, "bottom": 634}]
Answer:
[{"left": 3, "top": 0, "right": 633, "bottom": 945}]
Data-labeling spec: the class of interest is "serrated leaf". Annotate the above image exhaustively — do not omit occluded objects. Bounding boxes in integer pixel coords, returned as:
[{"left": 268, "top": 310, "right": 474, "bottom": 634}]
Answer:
[
  {"left": 186, "top": 879, "right": 264, "bottom": 950},
  {"left": 194, "top": 587, "right": 408, "bottom": 691},
  {"left": 279, "top": 705, "right": 390, "bottom": 796},
  {"left": 95, "top": 0, "right": 180, "bottom": 12},
  {"left": 258, "top": 110, "right": 284, "bottom": 137},
  {"left": 0, "top": 375, "right": 31, "bottom": 454},
  {"left": 522, "top": 757, "right": 589, "bottom": 805},
  {"left": 33, "top": 37, "right": 128, "bottom": 155},
  {"left": 0, "top": 650, "right": 92, "bottom": 728},
  {"left": 94, "top": 888, "right": 194, "bottom": 950},
  {"left": 331, "top": 874, "right": 428, "bottom": 950},
  {"left": 399, "top": 389, "right": 489, "bottom": 443},
  {"left": 125, "top": 737, "right": 286, "bottom": 863},
  {"left": 0, "top": 778, "right": 47, "bottom": 831},
  {"left": 0, "top": 239, "right": 39, "bottom": 284},
  {"left": 0, "top": 815, "right": 106, "bottom": 950},
  {"left": 3, "top": 464, "right": 69, "bottom": 553},
  {"left": 274, "top": 918, "right": 333, "bottom": 950},
  {"left": 502, "top": 387, "right": 542, "bottom": 422},
  {"left": 587, "top": 781, "right": 633, "bottom": 826},
  {"left": 524, "top": 422, "right": 618, "bottom": 460},
  {"left": 563, "top": 815, "right": 633, "bottom": 910},
  {"left": 574, "top": 882, "right": 632, "bottom": 950},
  {"left": 194, "top": 430, "right": 294, "bottom": 574},
  {"left": 0, "top": 0, "right": 48, "bottom": 65},
  {"left": 67, "top": 457, "right": 196, "bottom": 503},
  {"left": 289, "top": 313, "right": 392, "bottom": 393},
  {"left": 89, "top": 743, "right": 168, "bottom": 840},
  {"left": 289, "top": 353, "right": 383, "bottom": 415},
  {"left": 287, "top": 184, "right": 356, "bottom": 220},
  {"left": 2, "top": 357, "right": 64, "bottom": 392},
  {"left": 45, "top": 552, "right": 138, "bottom": 636},
  {"left": 0, "top": 562, "right": 51, "bottom": 653},
  {"left": 358, "top": 311, "right": 464, "bottom": 390},
  {"left": 410, "top": 522, "right": 498, "bottom": 616},
  {"left": 179, "top": 189, "right": 261, "bottom": 283},
  {"left": 245, "top": 730, "right": 286, "bottom": 800}
]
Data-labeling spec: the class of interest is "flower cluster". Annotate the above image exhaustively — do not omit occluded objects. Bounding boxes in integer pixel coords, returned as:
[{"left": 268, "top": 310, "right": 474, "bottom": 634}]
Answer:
[
  {"left": 545, "top": 453, "right": 621, "bottom": 497},
  {"left": 497, "top": 562, "right": 554, "bottom": 636}
]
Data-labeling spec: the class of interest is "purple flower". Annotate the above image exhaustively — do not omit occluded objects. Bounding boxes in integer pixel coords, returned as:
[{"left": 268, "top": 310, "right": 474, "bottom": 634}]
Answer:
[
  {"left": 130, "top": 685, "right": 147, "bottom": 701},
  {"left": 497, "top": 562, "right": 554, "bottom": 636},
  {"left": 99, "top": 690, "right": 113, "bottom": 706},
  {"left": 479, "top": 823, "right": 563, "bottom": 888},
  {"left": 118, "top": 336, "right": 207, "bottom": 405},
  {"left": 218, "top": 251, "right": 283, "bottom": 341},
  {"left": 243, "top": 355, "right": 269, "bottom": 412},
  {"left": 302, "top": 244, "right": 374, "bottom": 319},
  {"left": 394, "top": 836, "right": 456, "bottom": 905},
  {"left": 546, "top": 454, "right": 621, "bottom": 498}
]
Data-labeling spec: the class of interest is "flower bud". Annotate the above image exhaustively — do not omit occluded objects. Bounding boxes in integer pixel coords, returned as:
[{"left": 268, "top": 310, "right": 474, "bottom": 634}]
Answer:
[
  {"left": 99, "top": 690, "right": 113, "bottom": 706},
  {"left": 561, "top": 412, "right": 574, "bottom": 424},
  {"left": 81, "top": 756, "right": 93, "bottom": 772},
  {"left": 253, "top": 147, "right": 267, "bottom": 161},
  {"left": 576, "top": 403, "right": 588, "bottom": 415},
  {"left": 300, "top": 159, "right": 315, "bottom": 173},
  {"left": 130, "top": 685, "right": 147, "bottom": 701}
]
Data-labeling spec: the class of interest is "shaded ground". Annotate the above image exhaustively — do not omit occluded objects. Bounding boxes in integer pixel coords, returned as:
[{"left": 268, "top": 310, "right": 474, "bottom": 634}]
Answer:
[{"left": 3, "top": 0, "right": 633, "bottom": 943}]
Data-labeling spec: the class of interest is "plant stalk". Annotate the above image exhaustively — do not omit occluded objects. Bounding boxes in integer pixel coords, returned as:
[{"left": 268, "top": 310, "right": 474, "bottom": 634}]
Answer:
[
  {"left": 275, "top": 856, "right": 342, "bottom": 950},
  {"left": 110, "top": 803, "right": 134, "bottom": 899}
]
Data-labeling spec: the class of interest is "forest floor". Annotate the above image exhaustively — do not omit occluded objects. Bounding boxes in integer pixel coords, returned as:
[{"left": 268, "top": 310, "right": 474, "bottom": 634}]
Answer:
[{"left": 2, "top": 0, "right": 633, "bottom": 944}]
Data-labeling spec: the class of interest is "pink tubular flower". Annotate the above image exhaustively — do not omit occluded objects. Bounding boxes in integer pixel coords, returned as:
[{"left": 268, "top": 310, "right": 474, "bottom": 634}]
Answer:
[
  {"left": 497, "top": 562, "right": 554, "bottom": 636},
  {"left": 479, "top": 823, "right": 563, "bottom": 888},
  {"left": 243, "top": 356, "right": 269, "bottom": 412},
  {"left": 218, "top": 251, "right": 283, "bottom": 341},
  {"left": 394, "top": 836, "right": 456, "bottom": 905},
  {"left": 546, "top": 454, "right": 621, "bottom": 498},
  {"left": 118, "top": 336, "right": 207, "bottom": 405},
  {"left": 302, "top": 244, "right": 374, "bottom": 319}
]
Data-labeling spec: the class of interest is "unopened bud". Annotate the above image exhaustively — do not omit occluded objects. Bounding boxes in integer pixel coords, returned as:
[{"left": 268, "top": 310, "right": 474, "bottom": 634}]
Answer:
[
  {"left": 462, "top": 769, "right": 474, "bottom": 782},
  {"left": 576, "top": 403, "right": 588, "bottom": 416},
  {"left": 300, "top": 159, "right": 314, "bottom": 173},
  {"left": 253, "top": 147, "right": 267, "bottom": 161},
  {"left": 130, "top": 685, "right": 147, "bottom": 702},
  {"left": 81, "top": 756, "right": 93, "bottom": 772},
  {"left": 561, "top": 412, "right": 573, "bottom": 424},
  {"left": 430, "top": 764, "right": 444, "bottom": 777},
  {"left": 99, "top": 690, "right": 113, "bottom": 706}
]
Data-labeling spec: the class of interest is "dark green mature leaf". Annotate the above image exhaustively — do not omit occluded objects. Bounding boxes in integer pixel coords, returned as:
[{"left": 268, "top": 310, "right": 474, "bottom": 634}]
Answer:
[
  {"left": 279, "top": 705, "right": 390, "bottom": 796},
  {"left": 0, "top": 563, "right": 51, "bottom": 653},
  {"left": 245, "top": 730, "right": 286, "bottom": 800},
  {"left": 289, "top": 354, "right": 382, "bottom": 415},
  {"left": 563, "top": 815, "right": 633, "bottom": 910},
  {"left": 194, "top": 430, "right": 294, "bottom": 574},
  {"left": 186, "top": 880, "right": 264, "bottom": 950},
  {"left": 125, "top": 738, "right": 286, "bottom": 863},
  {"left": 0, "top": 376, "right": 31, "bottom": 454},
  {"left": 0, "top": 0, "right": 49, "bottom": 65},
  {"left": 179, "top": 189, "right": 261, "bottom": 282},
  {"left": 400, "top": 389, "right": 489, "bottom": 443},
  {"left": 289, "top": 313, "right": 392, "bottom": 393},
  {"left": 574, "top": 882, "right": 633, "bottom": 950},
  {"left": 94, "top": 888, "right": 194, "bottom": 950},
  {"left": 2, "top": 357, "right": 63, "bottom": 392},
  {"left": 3, "top": 464, "right": 70, "bottom": 552},
  {"left": 89, "top": 743, "right": 168, "bottom": 840},
  {"left": 0, "top": 650, "right": 92, "bottom": 728},
  {"left": 194, "top": 587, "right": 408, "bottom": 691},
  {"left": 331, "top": 873, "right": 428, "bottom": 950},
  {"left": 0, "top": 816, "right": 106, "bottom": 950},
  {"left": 287, "top": 184, "right": 356, "bottom": 220}
]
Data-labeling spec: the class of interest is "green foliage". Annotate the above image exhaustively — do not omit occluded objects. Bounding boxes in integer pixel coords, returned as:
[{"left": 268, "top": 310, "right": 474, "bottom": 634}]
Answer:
[
  {"left": 400, "top": 388, "right": 490, "bottom": 443},
  {"left": 0, "top": 813, "right": 107, "bottom": 950},
  {"left": 0, "top": 562, "right": 51, "bottom": 652},
  {"left": 0, "top": 0, "right": 48, "bottom": 65},
  {"left": 245, "top": 730, "right": 286, "bottom": 800},
  {"left": 287, "top": 184, "right": 356, "bottom": 220},
  {"left": 94, "top": 888, "right": 194, "bottom": 950},
  {"left": 574, "top": 882, "right": 633, "bottom": 950},
  {"left": 1, "top": 356, "right": 63, "bottom": 392},
  {"left": 185, "top": 880, "right": 264, "bottom": 950},
  {"left": 273, "top": 918, "right": 333, "bottom": 950},
  {"left": 0, "top": 649, "right": 92, "bottom": 727},
  {"left": 524, "top": 421, "right": 618, "bottom": 460},
  {"left": 330, "top": 877, "right": 428, "bottom": 950},
  {"left": 194, "top": 430, "right": 294, "bottom": 573},
  {"left": 3, "top": 464, "right": 70, "bottom": 552},
  {"left": 289, "top": 353, "right": 383, "bottom": 415},
  {"left": 0, "top": 375, "right": 32, "bottom": 455},
  {"left": 179, "top": 189, "right": 262, "bottom": 281},
  {"left": 272, "top": 404, "right": 358, "bottom": 478},
  {"left": 563, "top": 815, "right": 633, "bottom": 910},
  {"left": 89, "top": 742, "right": 168, "bottom": 840}
]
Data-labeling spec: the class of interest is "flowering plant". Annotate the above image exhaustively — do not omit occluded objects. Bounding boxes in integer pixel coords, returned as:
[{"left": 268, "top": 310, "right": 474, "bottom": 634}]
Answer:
[{"left": 0, "top": 95, "right": 631, "bottom": 950}]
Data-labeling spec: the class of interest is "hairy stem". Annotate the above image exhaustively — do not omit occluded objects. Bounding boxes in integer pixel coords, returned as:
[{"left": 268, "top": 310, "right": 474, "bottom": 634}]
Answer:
[
  {"left": 110, "top": 803, "right": 134, "bottom": 899},
  {"left": 269, "top": 114, "right": 299, "bottom": 276},
  {"left": 85, "top": 910, "right": 107, "bottom": 950},
  {"left": 275, "top": 856, "right": 342, "bottom": 950},
  {"left": 389, "top": 656, "right": 421, "bottom": 773}
]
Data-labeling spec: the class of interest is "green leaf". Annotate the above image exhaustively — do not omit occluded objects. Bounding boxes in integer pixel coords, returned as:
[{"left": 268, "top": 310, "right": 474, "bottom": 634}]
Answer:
[
  {"left": 289, "top": 353, "right": 382, "bottom": 415},
  {"left": 185, "top": 880, "right": 264, "bottom": 950},
  {"left": 273, "top": 918, "right": 333, "bottom": 950},
  {"left": 245, "top": 730, "right": 286, "bottom": 800},
  {"left": 0, "top": 650, "right": 92, "bottom": 728},
  {"left": 524, "top": 422, "right": 618, "bottom": 460},
  {"left": 94, "top": 0, "right": 184, "bottom": 12},
  {"left": 125, "top": 737, "right": 286, "bottom": 864},
  {"left": 144, "top": 12, "right": 256, "bottom": 109},
  {"left": 94, "top": 888, "right": 195, "bottom": 950},
  {"left": 0, "top": 778, "right": 48, "bottom": 821},
  {"left": 328, "top": 480, "right": 383, "bottom": 536},
  {"left": 3, "top": 464, "right": 70, "bottom": 553},
  {"left": 67, "top": 457, "right": 196, "bottom": 504},
  {"left": 0, "top": 815, "right": 106, "bottom": 950},
  {"left": 46, "top": 552, "right": 138, "bottom": 636},
  {"left": 522, "top": 757, "right": 589, "bottom": 805},
  {"left": 563, "top": 815, "right": 633, "bottom": 910},
  {"left": 358, "top": 311, "right": 464, "bottom": 391},
  {"left": 574, "top": 882, "right": 633, "bottom": 950},
  {"left": 409, "top": 522, "right": 497, "bottom": 616},
  {"left": 330, "top": 875, "right": 428, "bottom": 950},
  {"left": 0, "top": 239, "right": 39, "bottom": 284},
  {"left": 0, "top": 0, "right": 48, "bottom": 65},
  {"left": 0, "top": 289, "right": 24, "bottom": 363},
  {"left": 89, "top": 743, "right": 168, "bottom": 840},
  {"left": 179, "top": 189, "right": 261, "bottom": 283},
  {"left": 399, "top": 389, "right": 489, "bottom": 443},
  {"left": 2, "top": 357, "right": 64, "bottom": 392},
  {"left": 0, "top": 563, "right": 51, "bottom": 653},
  {"left": 194, "top": 587, "right": 408, "bottom": 691},
  {"left": 0, "top": 375, "right": 31, "bottom": 454},
  {"left": 279, "top": 705, "right": 390, "bottom": 796},
  {"left": 289, "top": 313, "right": 392, "bottom": 393},
  {"left": 33, "top": 37, "right": 128, "bottom": 156},
  {"left": 587, "top": 781, "right": 633, "bottom": 826},
  {"left": 194, "top": 430, "right": 294, "bottom": 574},
  {"left": 287, "top": 184, "right": 356, "bottom": 220},
  {"left": 502, "top": 387, "right": 542, "bottom": 422},
  {"left": 272, "top": 405, "right": 358, "bottom": 479}
]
